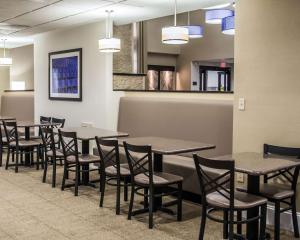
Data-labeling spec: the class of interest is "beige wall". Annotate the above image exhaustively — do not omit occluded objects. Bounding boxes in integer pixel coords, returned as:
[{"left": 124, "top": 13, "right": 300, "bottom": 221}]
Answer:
[
  {"left": 0, "top": 49, "right": 11, "bottom": 106},
  {"left": 10, "top": 44, "right": 34, "bottom": 90},
  {"left": 34, "top": 21, "right": 124, "bottom": 130},
  {"left": 233, "top": 0, "right": 300, "bottom": 209}
]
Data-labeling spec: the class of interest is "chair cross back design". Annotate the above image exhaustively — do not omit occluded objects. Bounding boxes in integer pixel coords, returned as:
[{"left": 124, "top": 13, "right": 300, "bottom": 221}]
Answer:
[
  {"left": 59, "top": 130, "right": 79, "bottom": 161},
  {"left": 40, "top": 116, "right": 51, "bottom": 124},
  {"left": 96, "top": 138, "right": 119, "bottom": 170},
  {"left": 52, "top": 117, "right": 66, "bottom": 129},
  {"left": 3, "top": 121, "right": 18, "bottom": 144},
  {"left": 40, "top": 126, "right": 56, "bottom": 156}
]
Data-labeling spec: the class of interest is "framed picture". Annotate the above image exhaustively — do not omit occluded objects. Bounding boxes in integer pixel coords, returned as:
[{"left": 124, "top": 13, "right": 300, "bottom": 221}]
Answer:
[{"left": 49, "top": 48, "right": 82, "bottom": 101}]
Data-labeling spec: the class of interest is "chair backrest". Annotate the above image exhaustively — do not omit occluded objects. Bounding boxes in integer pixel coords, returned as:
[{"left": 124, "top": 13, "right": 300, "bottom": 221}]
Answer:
[
  {"left": 95, "top": 137, "right": 120, "bottom": 173},
  {"left": 123, "top": 142, "right": 153, "bottom": 185},
  {"left": 264, "top": 144, "right": 300, "bottom": 191},
  {"left": 40, "top": 116, "right": 51, "bottom": 124},
  {"left": 193, "top": 154, "right": 235, "bottom": 209},
  {"left": 3, "top": 121, "right": 18, "bottom": 145},
  {"left": 40, "top": 126, "right": 56, "bottom": 156},
  {"left": 52, "top": 117, "right": 66, "bottom": 128},
  {"left": 58, "top": 130, "right": 79, "bottom": 163}
]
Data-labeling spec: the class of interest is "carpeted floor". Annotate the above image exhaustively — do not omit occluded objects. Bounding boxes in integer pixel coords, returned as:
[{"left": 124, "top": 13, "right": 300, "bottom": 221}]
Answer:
[{"left": 0, "top": 161, "right": 296, "bottom": 240}]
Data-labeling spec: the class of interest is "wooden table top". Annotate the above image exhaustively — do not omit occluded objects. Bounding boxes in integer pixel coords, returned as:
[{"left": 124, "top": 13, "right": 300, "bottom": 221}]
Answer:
[
  {"left": 16, "top": 121, "right": 60, "bottom": 128},
  {"left": 119, "top": 136, "right": 215, "bottom": 155},
  {"left": 0, "top": 116, "right": 15, "bottom": 121},
  {"left": 214, "top": 152, "right": 300, "bottom": 176},
  {"left": 58, "top": 127, "right": 129, "bottom": 140}
]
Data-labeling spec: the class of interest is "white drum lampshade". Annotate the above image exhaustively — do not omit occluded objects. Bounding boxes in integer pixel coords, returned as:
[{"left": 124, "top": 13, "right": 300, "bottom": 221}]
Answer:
[
  {"left": 162, "top": 26, "right": 189, "bottom": 44},
  {"left": 99, "top": 38, "right": 121, "bottom": 53}
]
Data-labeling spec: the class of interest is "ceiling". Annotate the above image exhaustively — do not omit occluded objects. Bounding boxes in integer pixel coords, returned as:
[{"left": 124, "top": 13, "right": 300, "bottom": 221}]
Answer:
[{"left": 0, "top": 0, "right": 232, "bottom": 48}]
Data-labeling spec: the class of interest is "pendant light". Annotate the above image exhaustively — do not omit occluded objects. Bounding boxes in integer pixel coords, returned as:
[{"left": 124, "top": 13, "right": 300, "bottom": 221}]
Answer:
[
  {"left": 99, "top": 10, "right": 121, "bottom": 53},
  {"left": 205, "top": 9, "right": 234, "bottom": 24},
  {"left": 162, "top": 0, "right": 189, "bottom": 45},
  {"left": 0, "top": 39, "right": 12, "bottom": 66},
  {"left": 184, "top": 12, "right": 203, "bottom": 39},
  {"left": 222, "top": 15, "right": 235, "bottom": 35}
]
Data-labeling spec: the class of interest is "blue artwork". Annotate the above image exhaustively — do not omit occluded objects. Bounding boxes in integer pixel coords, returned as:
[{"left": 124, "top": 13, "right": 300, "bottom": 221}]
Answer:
[{"left": 52, "top": 56, "right": 78, "bottom": 94}]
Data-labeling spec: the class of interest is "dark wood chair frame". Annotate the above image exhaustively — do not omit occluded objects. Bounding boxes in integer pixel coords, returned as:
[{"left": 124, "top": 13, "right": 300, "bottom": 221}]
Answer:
[
  {"left": 124, "top": 141, "right": 182, "bottom": 229},
  {"left": 193, "top": 154, "right": 267, "bottom": 240},
  {"left": 3, "top": 121, "right": 41, "bottom": 173},
  {"left": 40, "top": 126, "right": 64, "bottom": 188},
  {"left": 0, "top": 122, "right": 9, "bottom": 167},
  {"left": 95, "top": 137, "right": 130, "bottom": 215},
  {"left": 59, "top": 130, "right": 100, "bottom": 196},
  {"left": 263, "top": 144, "right": 300, "bottom": 240}
]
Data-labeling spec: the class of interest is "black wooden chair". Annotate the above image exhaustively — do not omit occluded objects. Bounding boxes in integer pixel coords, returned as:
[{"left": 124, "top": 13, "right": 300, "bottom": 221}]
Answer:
[
  {"left": 51, "top": 117, "right": 65, "bottom": 128},
  {"left": 261, "top": 144, "right": 300, "bottom": 240},
  {"left": 59, "top": 130, "right": 100, "bottom": 196},
  {"left": 3, "top": 121, "right": 40, "bottom": 173},
  {"left": 123, "top": 141, "right": 183, "bottom": 229},
  {"left": 40, "top": 126, "right": 64, "bottom": 188},
  {"left": 95, "top": 137, "right": 130, "bottom": 215},
  {"left": 0, "top": 122, "right": 9, "bottom": 167},
  {"left": 40, "top": 116, "right": 51, "bottom": 123},
  {"left": 193, "top": 154, "right": 267, "bottom": 240}
]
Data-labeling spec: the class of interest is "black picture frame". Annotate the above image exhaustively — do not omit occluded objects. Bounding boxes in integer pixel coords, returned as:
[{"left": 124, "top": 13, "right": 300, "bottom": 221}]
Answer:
[{"left": 48, "top": 48, "right": 82, "bottom": 101}]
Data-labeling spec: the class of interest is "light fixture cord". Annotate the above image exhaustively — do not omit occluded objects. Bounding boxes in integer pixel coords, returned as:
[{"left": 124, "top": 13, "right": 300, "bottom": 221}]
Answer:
[
  {"left": 3, "top": 39, "right": 6, "bottom": 57},
  {"left": 174, "top": 0, "right": 177, "bottom": 26}
]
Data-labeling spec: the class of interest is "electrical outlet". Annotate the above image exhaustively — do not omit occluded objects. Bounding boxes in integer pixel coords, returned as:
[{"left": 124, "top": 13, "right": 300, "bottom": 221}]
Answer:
[
  {"left": 238, "top": 98, "right": 245, "bottom": 111},
  {"left": 237, "top": 173, "right": 244, "bottom": 183}
]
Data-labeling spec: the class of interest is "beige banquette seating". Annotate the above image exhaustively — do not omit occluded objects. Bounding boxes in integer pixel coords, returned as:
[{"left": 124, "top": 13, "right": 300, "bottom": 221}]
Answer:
[
  {"left": 1, "top": 91, "right": 34, "bottom": 121},
  {"left": 94, "top": 96, "right": 233, "bottom": 196}
]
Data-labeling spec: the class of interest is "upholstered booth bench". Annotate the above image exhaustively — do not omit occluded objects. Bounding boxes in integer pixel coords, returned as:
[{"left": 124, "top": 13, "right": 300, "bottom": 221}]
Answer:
[{"left": 94, "top": 96, "right": 233, "bottom": 200}]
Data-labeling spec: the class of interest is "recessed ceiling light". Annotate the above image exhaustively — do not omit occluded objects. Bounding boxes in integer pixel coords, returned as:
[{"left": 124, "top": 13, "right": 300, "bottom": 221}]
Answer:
[{"left": 202, "top": 3, "right": 231, "bottom": 10}]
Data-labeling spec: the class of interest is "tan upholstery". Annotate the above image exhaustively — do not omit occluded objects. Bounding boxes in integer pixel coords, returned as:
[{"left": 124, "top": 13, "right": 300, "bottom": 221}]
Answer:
[
  {"left": 94, "top": 97, "right": 233, "bottom": 195},
  {"left": 260, "top": 183, "right": 294, "bottom": 200},
  {"left": 10, "top": 140, "right": 39, "bottom": 147},
  {"left": 117, "top": 97, "right": 233, "bottom": 158},
  {"left": 134, "top": 172, "right": 183, "bottom": 186},
  {"left": 66, "top": 154, "right": 100, "bottom": 164},
  {"left": 105, "top": 163, "right": 130, "bottom": 176},
  {"left": 46, "top": 150, "right": 64, "bottom": 158},
  {"left": 206, "top": 190, "right": 267, "bottom": 209},
  {"left": 1, "top": 91, "right": 34, "bottom": 121}
]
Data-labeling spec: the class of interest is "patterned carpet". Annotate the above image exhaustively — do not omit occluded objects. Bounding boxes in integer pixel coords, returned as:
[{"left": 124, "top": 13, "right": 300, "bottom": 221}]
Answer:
[{"left": 0, "top": 161, "right": 296, "bottom": 240}]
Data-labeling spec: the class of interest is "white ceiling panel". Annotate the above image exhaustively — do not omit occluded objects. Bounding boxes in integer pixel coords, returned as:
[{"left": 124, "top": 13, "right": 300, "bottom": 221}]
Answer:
[{"left": 0, "top": 0, "right": 233, "bottom": 48}]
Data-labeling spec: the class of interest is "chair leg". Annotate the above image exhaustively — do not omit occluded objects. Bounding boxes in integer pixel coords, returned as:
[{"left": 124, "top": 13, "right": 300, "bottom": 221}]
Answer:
[
  {"left": 42, "top": 157, "right": 48, "bottom": 183},
  {"left": 177, "top": 182, "right": 182, "bottom": 221},
  {"left": 61, "top": 163, "right": 67, "bottom": 191},
  {"left": 274, "top": 201, "right": 281, "bottom": 240},
  {"left": 128, "top": 183, "right": 135, "bottom": 220},
  {"left": 199, "top": 204, "right": 207, "bottom": 240},
  {"left": 15, "top": 149, "right": 19, "bottom": 173},
  {"left": 260, "top": 203, "right": 267, "bottom": 240},
  {"left": 223, "top": 210, "right": 228, "bottom": 239},
  {"left": 12, "top": 150, "right": 15, "bottom": 163},
  {"left": 36, "top": 147, "right": 40, "bottom": 170},
  {"left": 74, "top": 164, "right": 79, "bottom": 196},
  {"left": 237, "top": 210, "right": 242, "bottom": 235},
  {"left": 116, "top": 175, "right": 121, "bottom": 215},
  {"left": 228, "top": 209, "right": 234, "bottom": 240},
  {"left": 291, "top": 196, "right": 300, "bottom": 238},
  {"left": 144, "top": 188, "right": 149, "bottom": 208},
  {"left": 52, "top": 158, "right": 56, "bottom": 188},
  {"left": 0, "top": 145, "right": 3, "bottom": 167},
  {"left": 149, "top": 186, "right": 154, "bottom": 229},
  {"left": 99, "top": 173, "right": 106, "bottom": 207},
  {"left": 5, "top": 148, "right": 10, "bottom": 170},
  {"left": 20, "top": 150, "right": 23, "bottom": 164},
  {"left": 124, "top": 178, "right": 128, "bottom": 202}
]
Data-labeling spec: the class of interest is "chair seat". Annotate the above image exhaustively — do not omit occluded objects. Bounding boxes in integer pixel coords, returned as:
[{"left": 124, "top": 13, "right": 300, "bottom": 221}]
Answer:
[
  {"left": 105, "top": 163, "right": 130, "bottom": 177},
  {"left": 206, "top": 190, "right": 267, "bottom": 209},
  {"left": 66, "top": 154, "right": 100, "bottom": 164},
  {"left": 135, "top": 172, "right": 183, "bottom": 186},
  {"left": 32, "top": 138, "right": 43, "bottom": 145},
  {"left": 46, "top": 150, "right": 64, "bottom": 158},
  {"left": 260, "top": 183, "right": 294, "bottom": 200},
  {"left": 10, "top": 140, "right": 40, "bottom": 147}
]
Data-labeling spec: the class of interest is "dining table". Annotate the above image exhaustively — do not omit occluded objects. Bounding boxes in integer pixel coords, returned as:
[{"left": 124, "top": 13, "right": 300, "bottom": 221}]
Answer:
[
  {"left": 215, "top": 152, "right": 300, "bottom": 239},
  {"left": 118, "top": 136, "right": 216, "bottom": 213},
  {"left": 57, "top": 126, "right": 129, "bottom": 185},
  {"left": 16, "top": 121, "right": 61, "bottom": 166}
]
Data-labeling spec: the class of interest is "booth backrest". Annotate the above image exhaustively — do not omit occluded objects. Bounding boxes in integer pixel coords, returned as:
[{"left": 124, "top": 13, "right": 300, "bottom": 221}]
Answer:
[
  {"left": 1, "top": 91, "right": 34, "bottom": 121},
  {"left": 118, "top": 97, "right": 233, "bottom": 157}
]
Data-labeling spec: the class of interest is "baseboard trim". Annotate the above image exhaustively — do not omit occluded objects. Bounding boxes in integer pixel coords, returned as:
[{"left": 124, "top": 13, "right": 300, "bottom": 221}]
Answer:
[{"left": 266, "top": 205, "right": 300, "bottom": 232}]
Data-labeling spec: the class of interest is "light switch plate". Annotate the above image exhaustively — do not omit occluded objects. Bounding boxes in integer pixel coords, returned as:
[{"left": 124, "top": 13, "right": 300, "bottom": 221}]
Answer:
[
  {"left": 238, "top": 98, "right": 245, "bottom": 111},
  {"left": 237, "top": 173, "right": 244, "bottom": 183}
]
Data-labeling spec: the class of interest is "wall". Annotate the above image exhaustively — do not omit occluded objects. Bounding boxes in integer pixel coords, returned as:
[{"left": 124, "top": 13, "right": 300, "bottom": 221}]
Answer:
[
  {"left": 233, "top": 0, "right": 300, "bottom": 208},
  {"left": 0, "top": 49, "right": 11, "bottom": 106},
  {"left": 10, "top": 44, "right": 34, "bottom": 90},
  {"left": 34, "top": 21, "right": 124, "bottom": 130}
]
